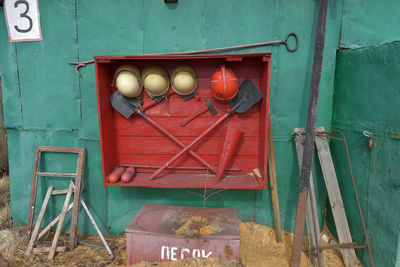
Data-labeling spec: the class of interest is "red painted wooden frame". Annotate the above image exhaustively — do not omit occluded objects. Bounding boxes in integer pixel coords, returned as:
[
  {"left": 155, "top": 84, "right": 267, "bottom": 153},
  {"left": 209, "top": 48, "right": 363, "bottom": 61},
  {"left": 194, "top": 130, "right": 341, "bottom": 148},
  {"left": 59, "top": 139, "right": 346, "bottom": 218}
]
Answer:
[{"left": 94, "top": 53, "right": 271, "bottom": 189}]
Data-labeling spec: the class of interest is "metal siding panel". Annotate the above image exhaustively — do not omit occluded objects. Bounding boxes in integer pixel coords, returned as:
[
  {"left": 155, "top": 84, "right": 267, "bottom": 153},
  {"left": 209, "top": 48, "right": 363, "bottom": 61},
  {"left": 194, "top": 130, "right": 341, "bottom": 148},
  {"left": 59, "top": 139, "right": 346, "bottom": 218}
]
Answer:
[
  {"left": 0, "top": 10, "right": 23, "bottom": 129},
  {"left": 332, "top": 42, "right": 400, "bottom": 267},
  {"left": 76, "top": 0, "right": 144, "bottom": 138},
  {"left": 0, "top": 0, "right": 344, "bottom": 241},
  {"left": 341, "top": 0, "right": 400, "bottom": 48},
  {"left": 143, "top": 0, "right": 205, "bottom": 54},
  {"left": 15, "top": 0, "right": 80, "bottom": 130},
  {"left": 204, "top": 0, "right": 273, "bottom": 53}
]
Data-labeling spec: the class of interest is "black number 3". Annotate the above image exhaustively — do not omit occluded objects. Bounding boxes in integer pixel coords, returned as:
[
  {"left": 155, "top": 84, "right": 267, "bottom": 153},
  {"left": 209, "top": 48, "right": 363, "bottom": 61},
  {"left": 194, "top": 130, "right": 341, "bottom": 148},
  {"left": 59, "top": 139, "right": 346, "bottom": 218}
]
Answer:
[{"left": 14, "top": 0, "right": 33, "bottom": 33}]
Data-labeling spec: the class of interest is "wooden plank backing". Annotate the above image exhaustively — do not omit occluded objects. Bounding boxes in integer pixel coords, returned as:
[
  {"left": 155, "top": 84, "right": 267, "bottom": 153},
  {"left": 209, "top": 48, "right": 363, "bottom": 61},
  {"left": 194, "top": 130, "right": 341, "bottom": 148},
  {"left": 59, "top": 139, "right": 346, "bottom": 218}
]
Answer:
[
  {"left": 79, "top": 195, "right": 113, "bottom": 256},
  {"left": 32, "top": 247, "right": 66, "bottom": 253},
  {"left": 25, "top": 147, "right": 41, "bottom": 244},
  {"left": 37, "top": 203, "right": 74, "bottom": 241},
  {"left": 69, "top": 149, "right": 86, "bottom": 250},
  {"left": 48, "top": 182, "right": 74, "bottom": 260},
  {"left": 26, "top": 186, "right": 54, "bottom": 254},
  {"left": 315, "top": 127, "right": 358, "bottom": 267},
  {"left": 267, "top": 116, "right": 282, "bottom": 242},
  {"left": 293, "top": 128, "right": 322, "bottom": 266}
]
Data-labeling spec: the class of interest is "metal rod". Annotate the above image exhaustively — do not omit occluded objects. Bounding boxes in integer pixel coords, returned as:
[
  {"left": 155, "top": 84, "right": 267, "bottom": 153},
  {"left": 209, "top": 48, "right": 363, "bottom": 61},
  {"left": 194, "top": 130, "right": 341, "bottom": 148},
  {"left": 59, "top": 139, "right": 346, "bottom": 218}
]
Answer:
[
  {"left": 149, "top": 41, "right": 282, "bottom": 56},
  {"left": 291, "top": 0, "right": 329, "bottom": 266},
  {"left": 331, "top": 129, "right": 375, "bottom": 267}
]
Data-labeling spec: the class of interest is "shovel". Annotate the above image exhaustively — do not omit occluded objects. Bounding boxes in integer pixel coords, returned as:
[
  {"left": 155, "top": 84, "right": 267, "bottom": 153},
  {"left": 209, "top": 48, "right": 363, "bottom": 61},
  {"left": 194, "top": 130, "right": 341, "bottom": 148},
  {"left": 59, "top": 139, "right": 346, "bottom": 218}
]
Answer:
[
  {"left": 149, "top": 79, "right": 263, "bottom": 180},
  {"left": 110, "top": 91, "right": 219, "bottom": 174}
]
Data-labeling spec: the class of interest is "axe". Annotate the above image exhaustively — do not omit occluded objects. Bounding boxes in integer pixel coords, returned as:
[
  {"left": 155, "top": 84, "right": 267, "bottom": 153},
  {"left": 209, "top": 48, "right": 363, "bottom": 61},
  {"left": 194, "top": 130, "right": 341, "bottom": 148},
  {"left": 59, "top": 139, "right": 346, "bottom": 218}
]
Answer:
[{"left": 180, "top": 98, "right": 217, "bottom": 127}]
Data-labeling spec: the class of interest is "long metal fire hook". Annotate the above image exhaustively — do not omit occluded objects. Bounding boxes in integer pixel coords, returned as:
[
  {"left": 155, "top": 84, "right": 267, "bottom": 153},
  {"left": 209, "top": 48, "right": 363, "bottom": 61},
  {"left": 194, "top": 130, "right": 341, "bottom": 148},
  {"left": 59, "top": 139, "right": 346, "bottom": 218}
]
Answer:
[
  {"left": 147, "top": 32, "right": 299, "bottom": 56},
  {"left": 69, "top": 33, "right": 298, "bottom": 77},
  {"left": 69, "top": 60, "right": 95, "bottom": 77}
]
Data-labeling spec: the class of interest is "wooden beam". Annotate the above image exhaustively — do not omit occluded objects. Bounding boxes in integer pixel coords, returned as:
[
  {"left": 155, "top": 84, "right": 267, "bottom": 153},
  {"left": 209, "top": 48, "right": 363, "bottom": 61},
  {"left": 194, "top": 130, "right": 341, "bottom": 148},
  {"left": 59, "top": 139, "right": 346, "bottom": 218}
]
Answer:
[
  {"left": 32, "top": 246, "right": 66, "bottom": 253},
  {"left": 69, "top": 149, "right": 86, "bottom": 250},
  {"left": 293, "top": 128, "right": 323, "bottom": 266},
  {"left": 37, "top": 203, "right": 74, "bottom": 241},
  {"left": 48, "top": 182, "right": 74, "bottom": 260},
  {"left": 26, "top": 186, "right": 54, "bottom": 254},
  {"left": 25, "top": 147, "right": 41, "bottom": 244},
  {"left": 315, "top": 127, "right": 358, "bottom": 267},
  {"left": 267, "top": 114, "right": 282, "bottom": 243},
  {"left": 80, "top": 196, "right": 113, "bottom": 256},
  {"left": 37, "top": 172, "right": 76, "bottom": 177}
]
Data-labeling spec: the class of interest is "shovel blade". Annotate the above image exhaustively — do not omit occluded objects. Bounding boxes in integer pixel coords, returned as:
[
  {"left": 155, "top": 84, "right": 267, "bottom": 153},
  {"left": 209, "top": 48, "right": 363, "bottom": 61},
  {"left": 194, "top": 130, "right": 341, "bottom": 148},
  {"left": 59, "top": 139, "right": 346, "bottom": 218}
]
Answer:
[
  {"left": 231, "top": 79, "right": 263, "bottom": 113},
  {"left": 110, "top": 91, "right": 136, "bottom": 119}
]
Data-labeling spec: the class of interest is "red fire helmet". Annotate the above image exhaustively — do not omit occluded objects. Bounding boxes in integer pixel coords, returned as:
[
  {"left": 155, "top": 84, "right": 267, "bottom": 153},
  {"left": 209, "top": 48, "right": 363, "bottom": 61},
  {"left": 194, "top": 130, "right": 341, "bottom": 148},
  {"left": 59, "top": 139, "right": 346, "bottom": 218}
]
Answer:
[{"left": 210, "top": 65, "right": 239, "bottom": 101}]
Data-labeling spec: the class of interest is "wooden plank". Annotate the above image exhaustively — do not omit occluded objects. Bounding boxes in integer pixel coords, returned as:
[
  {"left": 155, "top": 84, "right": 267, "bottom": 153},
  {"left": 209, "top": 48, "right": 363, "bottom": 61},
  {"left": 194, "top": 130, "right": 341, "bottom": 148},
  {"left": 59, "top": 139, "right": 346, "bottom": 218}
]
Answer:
[
  {"left": 37, "top": 203, "right": 74, "bottom": 241},
  {"left": 268, "top": 118, "right": 282, "bottom": 243},
  {"left": 293, "top": 128, "right": 322, "bottom": 266},
  {"left": 48, "top": 182, "right": 74, "bottom": 260},
  {"left": 69, "top": 149, "right": 86, "bottom": 250},
  {"left": 25, "top": 147, "right": 41, "bottom": 244},
  {"left": 315, "top": 127, "right": 358, "bottom": 267},
  {"left": 37, "top": 172, "right": 76, "bottom": 177},
  {"left": 116, "top": 136, "right": 257, "bottom": 156},
  {"left": 38, "top": 146, "right": 85, "bottom": 153},
  {"left": 118, "top": 154, "right": 257, "bottom": 173},
  {"left": 105, "top": 172, "right": 261, "bottom": 189},
  {"left": 51, "top": 189, "right": 71, "bottom": 195},
  {"left": 79, "top": 196, "right": 113, "bottom": 256},
  {"left": 26, "top": 185, "right": 54, "bottom": 254},
  {"left": 115, "top": 116, "right": 259, "bottom": 137},
  {"left": 32, "top": 246, "right": 66, "bottom": 253}
]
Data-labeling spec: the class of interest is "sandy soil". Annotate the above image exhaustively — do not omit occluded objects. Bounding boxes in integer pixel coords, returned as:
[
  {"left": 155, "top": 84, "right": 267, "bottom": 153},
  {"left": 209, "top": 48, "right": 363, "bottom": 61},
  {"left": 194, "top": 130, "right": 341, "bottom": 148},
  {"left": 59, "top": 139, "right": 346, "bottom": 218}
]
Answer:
[{"left": 0, "top": 175, "right": 361, "bottom": 267}]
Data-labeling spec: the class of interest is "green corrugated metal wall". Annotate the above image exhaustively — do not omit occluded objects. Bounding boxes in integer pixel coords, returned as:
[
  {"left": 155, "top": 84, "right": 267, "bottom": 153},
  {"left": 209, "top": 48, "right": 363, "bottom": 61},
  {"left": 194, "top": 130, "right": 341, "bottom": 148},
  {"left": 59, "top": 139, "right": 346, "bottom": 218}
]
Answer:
[
  {"left": 332, "top": 41, "right": 400, "bottom": 267},
  {"left": 0, "top": 0, "right": 341, "bottom": 235},
  {"left": 330, "top": 1, "right": 400, "bottom": 266}
]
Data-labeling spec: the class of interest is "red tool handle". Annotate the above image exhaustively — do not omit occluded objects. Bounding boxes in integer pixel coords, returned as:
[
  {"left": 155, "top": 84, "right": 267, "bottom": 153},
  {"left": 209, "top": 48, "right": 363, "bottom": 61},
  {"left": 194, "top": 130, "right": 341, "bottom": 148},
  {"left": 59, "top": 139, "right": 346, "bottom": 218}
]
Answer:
[
  {"left": 150, "top": 111, "right": 233, "bottom": 180},
  {"left": 141, "top": 90, "right": 175, "bottom": 112},
  {"left": 143, "top": 115, "right": 218, "bottom": 175},
  {"left": 180, "top": 104, "right": 209, "bottom": 127}
]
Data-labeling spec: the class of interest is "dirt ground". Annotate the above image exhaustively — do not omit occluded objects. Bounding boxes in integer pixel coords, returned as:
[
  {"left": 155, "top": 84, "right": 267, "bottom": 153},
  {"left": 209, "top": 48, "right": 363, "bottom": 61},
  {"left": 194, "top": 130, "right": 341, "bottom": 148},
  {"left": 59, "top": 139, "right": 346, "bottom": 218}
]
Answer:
[{"left": 0, "top": 175, "right": 362, "bottom": 267}]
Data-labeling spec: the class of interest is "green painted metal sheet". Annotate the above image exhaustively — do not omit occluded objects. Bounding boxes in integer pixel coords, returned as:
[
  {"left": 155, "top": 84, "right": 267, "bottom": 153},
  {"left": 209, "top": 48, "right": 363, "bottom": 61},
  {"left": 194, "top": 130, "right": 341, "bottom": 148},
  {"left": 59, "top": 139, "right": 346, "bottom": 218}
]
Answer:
[
  {"left": 14, "top": 0, "right": 80, "bottom": 130},
  {"left": 0, "top": 10, "right": 23, "bottom": 129},
  {"left": 143, "top": 0, "right": 204, "bottom": 54},
  {"left": 340, "top": 0, "right": 400, "bottom": 48},
  {"left": 76, "top": 0, "right": 144, "bottom": 139},
  {"left": 1, "top": 0, "right": 343, "bottom": 242},
  {"left": 332, "top": 41, "right": 400, "bottom": 267}
]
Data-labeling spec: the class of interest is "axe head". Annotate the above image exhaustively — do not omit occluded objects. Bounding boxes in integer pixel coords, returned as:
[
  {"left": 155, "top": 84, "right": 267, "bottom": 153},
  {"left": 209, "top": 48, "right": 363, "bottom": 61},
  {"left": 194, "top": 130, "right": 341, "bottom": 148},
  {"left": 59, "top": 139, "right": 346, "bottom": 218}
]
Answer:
[{"left": 205, "top": 98, "right": 218, "bottom": 115}]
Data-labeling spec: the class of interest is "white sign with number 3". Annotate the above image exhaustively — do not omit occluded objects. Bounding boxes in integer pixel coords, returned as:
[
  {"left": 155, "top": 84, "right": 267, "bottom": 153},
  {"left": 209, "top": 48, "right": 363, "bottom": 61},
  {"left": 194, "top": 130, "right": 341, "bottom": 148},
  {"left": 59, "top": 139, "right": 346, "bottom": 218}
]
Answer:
[{"left": 4, "top": 0, "right": 42, "bottom": 42}]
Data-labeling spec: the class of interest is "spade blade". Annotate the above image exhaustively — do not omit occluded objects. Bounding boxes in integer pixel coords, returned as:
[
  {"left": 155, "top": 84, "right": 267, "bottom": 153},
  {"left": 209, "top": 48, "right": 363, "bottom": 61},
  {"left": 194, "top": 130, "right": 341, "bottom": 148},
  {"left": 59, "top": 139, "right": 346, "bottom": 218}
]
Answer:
[
  {"left": 230, "top": 79, "right": 263, "bottom": 113},
  {"left": 110, "top": 91, "right": 136, "bottom": 119}
]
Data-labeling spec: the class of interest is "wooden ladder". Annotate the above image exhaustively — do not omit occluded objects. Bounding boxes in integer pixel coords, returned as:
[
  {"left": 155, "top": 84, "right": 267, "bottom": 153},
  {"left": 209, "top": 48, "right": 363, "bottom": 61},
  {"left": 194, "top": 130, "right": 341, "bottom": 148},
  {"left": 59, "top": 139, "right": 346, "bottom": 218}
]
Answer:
[
  {"left": 25, "top": 146, "right": 86, "bottom": 257},
  {"left": 293, "top": 127, "right": 358, "bottom": 267}
]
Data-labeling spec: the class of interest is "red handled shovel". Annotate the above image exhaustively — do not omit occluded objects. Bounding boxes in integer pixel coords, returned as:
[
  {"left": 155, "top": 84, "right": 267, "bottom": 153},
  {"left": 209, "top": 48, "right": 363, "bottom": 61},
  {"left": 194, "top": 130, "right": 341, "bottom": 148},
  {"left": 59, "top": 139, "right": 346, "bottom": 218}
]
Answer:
[{"left": 149, "top": 79, "right": 263, "bottom": 180}]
